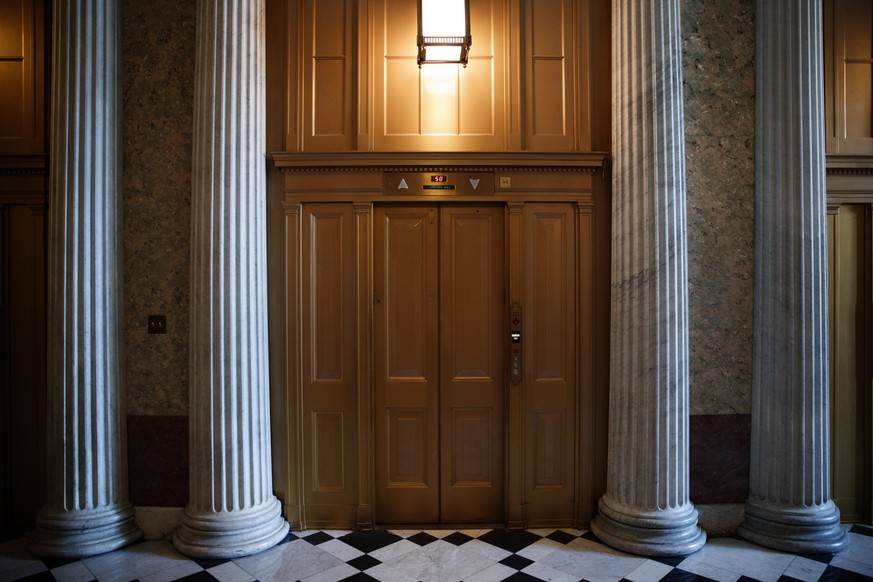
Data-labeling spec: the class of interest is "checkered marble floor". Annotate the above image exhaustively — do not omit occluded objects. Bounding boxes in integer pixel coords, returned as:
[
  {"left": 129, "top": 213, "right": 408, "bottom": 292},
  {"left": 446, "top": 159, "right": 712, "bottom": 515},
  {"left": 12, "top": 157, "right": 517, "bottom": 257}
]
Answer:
[{"left": 2, "top": 525, "right": 872, "bottom": 582}]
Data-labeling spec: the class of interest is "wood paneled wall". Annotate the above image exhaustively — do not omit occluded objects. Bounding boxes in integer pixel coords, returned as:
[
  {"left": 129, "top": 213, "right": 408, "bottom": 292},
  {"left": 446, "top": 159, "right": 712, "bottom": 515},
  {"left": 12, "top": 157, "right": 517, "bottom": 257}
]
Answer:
[
  {"left": 284, "top": 0, "right": 595, "bottom": 152},
  {"left": 0, "top": 0, "right": 47, "bottom": 539},
  {"left": 825, "top": 0, "right": 873, "bottom": 155}
]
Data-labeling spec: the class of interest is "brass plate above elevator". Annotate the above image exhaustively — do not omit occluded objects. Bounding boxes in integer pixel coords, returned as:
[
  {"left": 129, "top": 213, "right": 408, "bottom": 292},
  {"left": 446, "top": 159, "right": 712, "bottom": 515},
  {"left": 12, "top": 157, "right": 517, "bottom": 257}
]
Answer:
[{"left": 373, "top": 204, "right": 505, "bottom": 523}]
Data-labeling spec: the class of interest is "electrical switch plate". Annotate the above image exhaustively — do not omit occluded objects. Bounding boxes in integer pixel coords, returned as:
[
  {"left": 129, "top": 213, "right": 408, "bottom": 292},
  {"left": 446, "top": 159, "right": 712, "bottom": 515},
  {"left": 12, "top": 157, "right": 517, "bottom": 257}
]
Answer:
[{"left": 148, "top": 314, "right": 167, "bottom": 334}]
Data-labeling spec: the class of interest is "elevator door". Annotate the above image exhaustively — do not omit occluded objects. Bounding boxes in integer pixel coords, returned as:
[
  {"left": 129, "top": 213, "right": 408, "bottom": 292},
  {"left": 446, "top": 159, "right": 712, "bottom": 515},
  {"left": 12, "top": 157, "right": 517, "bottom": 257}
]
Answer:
[{"left": 374, "top": 204, "right": 505, "bottom": 524}]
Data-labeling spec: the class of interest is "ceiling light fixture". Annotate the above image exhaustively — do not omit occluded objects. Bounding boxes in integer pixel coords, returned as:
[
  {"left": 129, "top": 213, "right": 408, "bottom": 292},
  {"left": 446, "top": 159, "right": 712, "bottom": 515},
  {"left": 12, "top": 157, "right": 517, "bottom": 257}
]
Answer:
[{"left": 417, "top": 0, "right": 471, "bottom": 67}]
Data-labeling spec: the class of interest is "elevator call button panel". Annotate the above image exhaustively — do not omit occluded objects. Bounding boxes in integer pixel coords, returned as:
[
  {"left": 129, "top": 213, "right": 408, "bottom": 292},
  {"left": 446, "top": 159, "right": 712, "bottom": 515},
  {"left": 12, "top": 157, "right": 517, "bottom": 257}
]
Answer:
[{"left": 384, "top": 172, "right": 495, "bottom": 196}]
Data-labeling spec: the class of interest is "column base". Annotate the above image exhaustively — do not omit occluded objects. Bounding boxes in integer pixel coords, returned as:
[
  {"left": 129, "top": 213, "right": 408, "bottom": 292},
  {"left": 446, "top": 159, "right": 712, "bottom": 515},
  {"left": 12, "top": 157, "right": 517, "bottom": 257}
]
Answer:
[
  {"left": 173, "top": 496, "right": 289, "bottom": 559},
  {"left": 591, "top": 495, "right": 707, "bottom": 557},
  {"left": 738, "top": 498, "right": 849, "bottom": 554},
  {"left": 28, "top": 502, "right": 143, "bottom": 558}
]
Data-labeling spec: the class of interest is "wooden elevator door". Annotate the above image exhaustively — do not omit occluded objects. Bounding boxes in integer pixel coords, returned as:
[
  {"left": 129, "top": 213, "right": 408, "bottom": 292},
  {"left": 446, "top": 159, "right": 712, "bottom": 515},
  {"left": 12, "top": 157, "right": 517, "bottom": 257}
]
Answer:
[{"left": 374, "top": 204, "right": 505, "bottom": 524}]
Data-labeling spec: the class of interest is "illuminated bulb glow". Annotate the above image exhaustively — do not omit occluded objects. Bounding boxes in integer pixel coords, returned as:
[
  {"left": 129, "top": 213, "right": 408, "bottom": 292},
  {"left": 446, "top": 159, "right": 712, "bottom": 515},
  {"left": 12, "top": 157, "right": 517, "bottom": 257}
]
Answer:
[
  {"left": 421, "top": 0, "right": 465, "bottom": 37},
  {"left": 418, "top": 0, "right": 470, "bottom": 66}
]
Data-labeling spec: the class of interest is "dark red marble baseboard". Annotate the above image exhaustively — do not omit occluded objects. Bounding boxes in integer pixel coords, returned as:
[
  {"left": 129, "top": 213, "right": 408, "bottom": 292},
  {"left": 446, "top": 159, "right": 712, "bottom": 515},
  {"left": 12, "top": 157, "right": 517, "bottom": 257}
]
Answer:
[
  {"left": 127, "top": 415, "right": 188, "bottom": 507},
  {"left": 690, "top": 414, "right": 750, "bottom": 504}
]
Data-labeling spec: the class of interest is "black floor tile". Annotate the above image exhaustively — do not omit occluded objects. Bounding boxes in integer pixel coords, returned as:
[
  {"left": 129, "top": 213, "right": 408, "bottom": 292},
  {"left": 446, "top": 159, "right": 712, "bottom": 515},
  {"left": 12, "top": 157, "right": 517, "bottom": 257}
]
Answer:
[
  {"left": 407, "top": 531, "right": 438, "bottom": 546},
  {"left": 818, "top": 565, "right": 873, "bottom": 581},
  {"left": 660, "top": 568, "right": 717, "bottom": 582},
  {"left": 338, "top": 530, "right": 403, "bottom": 553},
  {"left": 193, "top": 557, "right": 231, "bottom": 569},
  {"left": 175, "top": 571, "right": 220, "bottom": 582},
  {"left": 500, "top": 553, "right": 535, "bottom": 570},
  {"left": 478, "top": 529, "right": 541, "bottom": 553},
  {"left": 851, "top": 525, "right": 873, "bottom": 538},
  {"left": 546, "top": 529, "right": 579, "bottom": 545},
  {"left": 443, "top": 531, "right": 474, "bottom": 546},
  {"left": 502, "top": 572, "right": 548, "bottom": 582},
  {"left": 338, "top": 572, "right": 380, "bottom": 582},
  {"left": 347, "top": 554, "right": 382, "bottom": 571},
  {"left": 302, "top": 531, "right": 334, "bottom": 545},
  {"left": 652, "top": 555, "right": 689, "bottom": 567}
]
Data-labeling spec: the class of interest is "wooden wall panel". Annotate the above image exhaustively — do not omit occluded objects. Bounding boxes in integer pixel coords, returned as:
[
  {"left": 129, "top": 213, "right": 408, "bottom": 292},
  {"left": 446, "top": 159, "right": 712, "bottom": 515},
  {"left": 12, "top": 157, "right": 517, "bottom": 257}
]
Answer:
[
  {"left": 0, "top": 0, "right": 44, "bottom": 156},
  {"left": 522, "top": 203, "right": 576, "bottom": 523},
  {"left": 523, "top": 0, "right": 576, "bottom": 150},
  {"left": 303, "top": 0, "right": 354, "bottom": 150},
  {"left": 300, "top": 204, "right": 359, "bottom": 521},
  {"left": 373, "top": 206, "right": 439, "bottom": 523},
  {"left": 373, "top": 0, "right": 506, "bottom": 151},
  {"left": 827, "top": 203, "right": 873, "bottom": 524},
  {"left": 826, "top": 0, "right": 873, "bottom": 154}
]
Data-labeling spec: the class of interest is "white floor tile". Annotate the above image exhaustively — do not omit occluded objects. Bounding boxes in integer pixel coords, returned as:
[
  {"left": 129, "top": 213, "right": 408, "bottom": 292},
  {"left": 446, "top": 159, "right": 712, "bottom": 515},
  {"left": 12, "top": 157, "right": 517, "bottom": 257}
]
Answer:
[
  {"left": 48, "top": 560, "right": 98, "bottom": 582},
  {"left": 363, "top": 562, "right": 421, "bottom": 582},
  {"left": 521, "top": 560, "right": 587, "bottom": 582},
  {"left": 463, "top": 539, "right": 512, "bottom": 562},
  {"left": 81, "top": 541, "right": 192, "bottom": 582},
  {"left": 0, "top": 538, "right": 48, "bottom": 582},
  {"left": 382, "top": 539, "right": 498, "bottom": 582},
  {"left": 675, "top": 537, "right": 794, "bottom": 582},
  {"left": 624, "top": 559, "right": 675, "bottom": 582},
  {"left": 464, "top": 562, "right": 519, "bottom": 582},
  {"left": 232, "top": 539, "right": 344, "bottom": 582},
  {"left": 207, "top": 560, "right": 258, "bottom": 582},
  {"left": 300, "top": 562, "right": 359, "bottom": 582},
  {"left": 673, "top": 561, "right": 741, "bottom": 582},
  {"left": 315, "top": 538, "right": 365, "bottom": 562},
  {"left": 782, "top": 556, "right": 829, "bottom": 582},
  {"left": 139, "top": 560, "right": 203, "bottom": 582},
  {"left": 516, "top": 537, "right": 563, "bottom": 562},
  {"left": 538, "top": 537, "right": 647, "bottom": 582},
  {"left": 369, "top": 539, "right": 421, "bottom": 563}
]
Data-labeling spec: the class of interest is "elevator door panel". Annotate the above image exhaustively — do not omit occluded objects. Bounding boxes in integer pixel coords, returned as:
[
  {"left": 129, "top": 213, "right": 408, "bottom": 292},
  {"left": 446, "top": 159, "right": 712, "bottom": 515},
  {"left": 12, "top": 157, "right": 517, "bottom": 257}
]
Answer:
[{"left": 374, "top": 205, "right": 504, "bottom": 524}]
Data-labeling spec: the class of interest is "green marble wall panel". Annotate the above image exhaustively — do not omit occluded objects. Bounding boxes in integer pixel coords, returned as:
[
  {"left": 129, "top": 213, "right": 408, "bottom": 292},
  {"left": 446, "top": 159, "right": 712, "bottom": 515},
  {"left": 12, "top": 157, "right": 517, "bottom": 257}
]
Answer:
[
  {"left": 683, "top": 0, "right": 756, "bottom": 415},
  {"left": 122, "top": 0, "right": 195, "bottom": 416}
]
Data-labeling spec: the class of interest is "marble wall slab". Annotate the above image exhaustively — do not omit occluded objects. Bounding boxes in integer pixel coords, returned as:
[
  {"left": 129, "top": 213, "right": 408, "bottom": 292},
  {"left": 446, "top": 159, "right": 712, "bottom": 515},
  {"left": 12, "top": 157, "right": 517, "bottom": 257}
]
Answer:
[
  {"left": 122, "top": 0, "right": 195, "bottom": 416},
  {"left": 682, "top": 0, "right": 756, "bottom": 415}
]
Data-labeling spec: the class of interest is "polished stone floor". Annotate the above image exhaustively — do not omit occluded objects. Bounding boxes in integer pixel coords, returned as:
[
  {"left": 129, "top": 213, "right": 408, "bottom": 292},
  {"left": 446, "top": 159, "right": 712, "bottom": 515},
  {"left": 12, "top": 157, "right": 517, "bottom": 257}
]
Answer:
[{"left": 1, "top": 524, "right": 872, "bottom": 582}]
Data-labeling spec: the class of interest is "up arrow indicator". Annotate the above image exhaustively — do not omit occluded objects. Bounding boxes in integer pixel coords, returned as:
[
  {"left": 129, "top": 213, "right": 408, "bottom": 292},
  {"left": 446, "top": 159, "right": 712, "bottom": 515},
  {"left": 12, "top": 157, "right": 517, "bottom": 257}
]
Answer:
[
  {"left": 398, "top": 178, "right": 409, "bottom": 190},
  {"left": 470, "top": 178, "right": 480, "bottom": 190}
]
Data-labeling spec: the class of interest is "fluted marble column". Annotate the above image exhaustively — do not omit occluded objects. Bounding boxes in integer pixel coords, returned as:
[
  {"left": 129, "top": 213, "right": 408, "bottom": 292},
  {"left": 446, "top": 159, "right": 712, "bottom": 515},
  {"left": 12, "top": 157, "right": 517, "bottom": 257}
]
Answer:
[
  {"left": 737, "top": 0, "right": 848, "bottom": 554},
  {"left": 29, "top": 0, "right": 142, "bottom": 558},
  {"left": 172, "top": 0, "right": 289, "bottom": 559},
  {"left": 590, "top": 0, "right": 705, "bottom": 557}
]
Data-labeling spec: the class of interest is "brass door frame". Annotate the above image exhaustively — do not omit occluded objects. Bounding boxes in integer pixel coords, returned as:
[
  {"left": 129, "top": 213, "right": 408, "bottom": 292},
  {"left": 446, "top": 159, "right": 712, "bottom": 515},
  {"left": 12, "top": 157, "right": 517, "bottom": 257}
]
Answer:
[{"left": 278, "top": 157, "right": 602, "bottom": 531}]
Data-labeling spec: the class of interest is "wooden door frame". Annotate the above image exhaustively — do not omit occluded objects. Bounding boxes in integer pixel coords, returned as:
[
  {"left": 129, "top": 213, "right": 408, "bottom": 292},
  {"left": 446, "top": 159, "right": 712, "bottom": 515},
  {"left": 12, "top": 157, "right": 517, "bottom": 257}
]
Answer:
[{"left": 275, "top": 153, "right": 604, "bottom": 531}]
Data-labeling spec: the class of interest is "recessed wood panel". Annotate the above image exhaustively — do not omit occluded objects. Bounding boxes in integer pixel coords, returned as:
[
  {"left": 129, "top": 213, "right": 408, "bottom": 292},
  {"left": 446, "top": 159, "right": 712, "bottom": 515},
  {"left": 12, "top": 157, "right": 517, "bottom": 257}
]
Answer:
[
  {"left": 451, "top": 408, "right": 493, "bottom": 484},
  {"left": 0, "top": 0, "right": 43, "bottom": 155},
  {"left": 534, "top": 410, "right": 565, "bottom": 487},
  {"left": 374, "top": 205, "right": 439, "bottom": 523},
  {"left": 384, "top": 211, "right": 432, "bottom": 379},
  {"left": 446, "top": 211, "right": 495, "bottom": 378},
  {"left": 303, "top": 0, "right": 353, "bottom": 149},
  {"left": 387, "top": 409, "right": 429, "bottom": 485},
  {"left": 531, "top": 212, "right": 569, "bottom": 380},
  {"left": 522, "top": 203, "right": 576, "bottom": 523},
  {"left": 524, "top": 0, "right": 575, "bottom": 150},
  {"left": 440, "top": 205, "right": 504, "bottom": 523},
  {"left": 374, "top": 0, "right": 506, "bottom": 150},
  {"left": 300, "top": 203, "right": 358, "bottom": 517},
  {"left": 827, "top": 0, "right": 873, "bottom": 153},
  {"left": 309, "top": 210, "right": 347, "bottom": 381},
  {"left": 313, "top": 412, "right": 345, "bottom": 490}
]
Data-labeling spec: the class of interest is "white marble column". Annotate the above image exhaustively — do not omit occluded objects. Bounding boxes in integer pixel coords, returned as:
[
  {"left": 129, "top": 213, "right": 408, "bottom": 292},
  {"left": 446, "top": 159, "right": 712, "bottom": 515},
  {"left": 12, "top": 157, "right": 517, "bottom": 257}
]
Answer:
[
  {"left": 172, "top": 0, "right": 289, "bottom": 559},
  {"left": 737, "top": 0, "right": 848, "bottom": 554},
  {"left": 29, "top": 0, "right": 142, "bottom": 558},
  {"left": 590, "top": 0, "right": 705, "bottom": 557}
]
